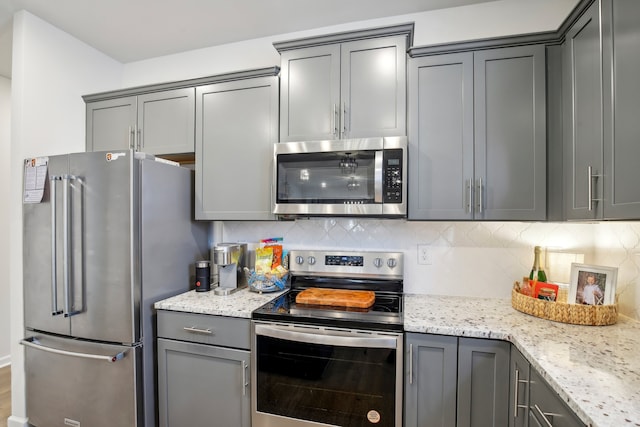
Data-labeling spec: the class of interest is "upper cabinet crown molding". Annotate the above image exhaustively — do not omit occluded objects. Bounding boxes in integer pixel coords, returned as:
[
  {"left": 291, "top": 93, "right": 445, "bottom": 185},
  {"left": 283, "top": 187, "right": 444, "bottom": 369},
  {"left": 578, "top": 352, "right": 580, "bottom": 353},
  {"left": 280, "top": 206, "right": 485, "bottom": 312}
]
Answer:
[
  {"left": 82, "top": 66, "right": 280, "bottom": 102},
  {"left": 273, "top": 22, "right": 414, "bottom": 52}
]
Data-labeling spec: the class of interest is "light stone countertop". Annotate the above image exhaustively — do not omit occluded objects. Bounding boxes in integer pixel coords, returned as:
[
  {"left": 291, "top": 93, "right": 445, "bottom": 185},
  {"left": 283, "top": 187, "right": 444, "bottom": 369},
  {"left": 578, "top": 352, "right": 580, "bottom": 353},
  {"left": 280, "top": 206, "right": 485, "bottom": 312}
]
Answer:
[
  {"left": 155, "top": 290, "right": 639, "bottom": 427},
  {"left": 154, "top": 287, "right": 286, "bottom": 318},
  {"left": 404, "top": 294, "right": 640, "bottom": 427}
]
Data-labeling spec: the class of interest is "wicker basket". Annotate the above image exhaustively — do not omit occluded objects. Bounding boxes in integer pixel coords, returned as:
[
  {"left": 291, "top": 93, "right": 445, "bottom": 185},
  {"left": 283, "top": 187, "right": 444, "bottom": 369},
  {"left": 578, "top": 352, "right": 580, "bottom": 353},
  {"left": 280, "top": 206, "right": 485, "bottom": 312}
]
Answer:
[{"left": 511, "top": 288, "right": 618, "bottom": 326}]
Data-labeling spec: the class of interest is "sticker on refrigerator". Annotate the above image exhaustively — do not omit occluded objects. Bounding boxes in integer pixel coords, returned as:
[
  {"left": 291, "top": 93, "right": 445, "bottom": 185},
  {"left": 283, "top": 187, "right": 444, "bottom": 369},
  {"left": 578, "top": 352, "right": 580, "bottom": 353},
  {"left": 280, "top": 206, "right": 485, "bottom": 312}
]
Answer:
[
  {"left": 367, "top": 410, "right": 381, "bottom": 424},
  {"left": 105, "top": 152, "right": 126, "bottom": 162},
  {"left": 23, "top": 157, "right": 48, "bottom": 204}
]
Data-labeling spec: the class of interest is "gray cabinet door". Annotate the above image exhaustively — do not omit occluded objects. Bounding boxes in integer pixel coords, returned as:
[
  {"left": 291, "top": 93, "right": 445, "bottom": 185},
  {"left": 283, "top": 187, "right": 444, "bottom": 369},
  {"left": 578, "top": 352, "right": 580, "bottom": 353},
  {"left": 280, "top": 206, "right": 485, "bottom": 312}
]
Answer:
[
  {"left": 563, "top": 1, "right": 603, "bottom": 220},
  {"left": 474, "top": 45, "right": 546, "bottom": 220},
  {"left": 157, "top": 338, "right": 250, "bottom": 427},
  {"left": 404, "top": 333, "right": 457, "bottom": 427},
  {"left": 86, "top": 96, "right": 136, "bottom": 152},
  {"left": 195, "top": 76, "right": 279, "bottom": 220},
  {"left": 408, "top": 52, "right": 474, "bottom": 220},
  {"left": 509, "top": 347, "right": 531, "bottom": 427},
  {"left": 602, "top": 0, "right": 640, "bottom": 219},
  {"left": 529, "top": 369, "right": 585, "bottom": 427},
  {"left": 137, "top": 88, "right": 195, "bottom": 155},
  {"left": 457, "top": 337, "right": 510, "bottom": 427},
  {"left": 279, "top": 44, "right": 340, "bottom": 142},
  {"left": 341, "top": 36, "right": 407, "bottom": 139}
]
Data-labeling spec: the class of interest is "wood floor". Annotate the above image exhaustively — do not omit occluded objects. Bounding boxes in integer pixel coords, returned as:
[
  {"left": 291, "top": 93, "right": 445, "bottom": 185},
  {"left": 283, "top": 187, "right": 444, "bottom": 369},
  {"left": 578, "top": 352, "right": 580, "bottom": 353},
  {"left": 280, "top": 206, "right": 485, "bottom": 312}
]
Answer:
[{"left": 0, "top": 365, "right": 10, "bottom": 425}]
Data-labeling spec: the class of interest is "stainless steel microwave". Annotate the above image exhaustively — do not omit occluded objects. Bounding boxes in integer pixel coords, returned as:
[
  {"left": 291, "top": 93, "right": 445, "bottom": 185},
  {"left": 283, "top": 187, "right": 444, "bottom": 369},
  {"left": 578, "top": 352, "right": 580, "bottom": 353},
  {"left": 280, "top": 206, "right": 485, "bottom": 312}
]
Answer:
[{"left": 273, "top": 136, "right": 407, "bottom": 217}]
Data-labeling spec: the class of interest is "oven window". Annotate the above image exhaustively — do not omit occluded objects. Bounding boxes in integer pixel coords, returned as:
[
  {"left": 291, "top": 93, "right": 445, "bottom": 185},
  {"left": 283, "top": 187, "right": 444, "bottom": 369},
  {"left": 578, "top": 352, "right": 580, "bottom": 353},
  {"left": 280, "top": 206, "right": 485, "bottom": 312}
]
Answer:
[
  {"left": 256, "top": 334, "right": 396, "bottom": 427},
  {"left": 276, "top": 151, "right": 376, "bottom": 204}
]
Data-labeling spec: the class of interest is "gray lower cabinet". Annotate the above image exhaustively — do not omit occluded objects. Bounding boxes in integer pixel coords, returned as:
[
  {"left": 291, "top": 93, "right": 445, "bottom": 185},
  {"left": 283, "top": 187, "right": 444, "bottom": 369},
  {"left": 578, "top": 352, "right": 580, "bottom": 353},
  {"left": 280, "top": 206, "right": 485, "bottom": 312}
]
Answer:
[
  {"left": 85, "top": 88, "right": 195, "bottom": 155},
  {"left": 405, "top": 334, "right": 509, "bottom": 427},
  {"left": 510, "top": 346, "right": 585, "bottom": 427},
  {"left": 195, "top": 74, "right": 279, "bottom": 220},
  {"left": 278, "top": 33, "right": 407, "bottom": 142},
  {"left": 157, "top": 310, "right": 251, "bottom": 427},
  {"left": 408, "top": 44, "right": 546, "bottom": 220}
]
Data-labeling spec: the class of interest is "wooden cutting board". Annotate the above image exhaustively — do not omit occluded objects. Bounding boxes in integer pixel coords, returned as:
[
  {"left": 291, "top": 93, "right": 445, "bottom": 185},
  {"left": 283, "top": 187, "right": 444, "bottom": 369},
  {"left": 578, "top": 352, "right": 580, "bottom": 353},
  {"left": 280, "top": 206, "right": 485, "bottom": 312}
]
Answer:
[{"left": 295, "top": 288, "right": 375, "bottom": 308}]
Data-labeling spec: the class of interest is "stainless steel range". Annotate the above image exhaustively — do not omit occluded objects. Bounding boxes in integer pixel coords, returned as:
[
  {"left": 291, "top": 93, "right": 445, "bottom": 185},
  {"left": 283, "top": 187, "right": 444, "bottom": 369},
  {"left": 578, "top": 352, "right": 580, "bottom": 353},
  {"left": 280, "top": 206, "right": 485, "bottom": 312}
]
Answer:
[{"left": 251, "top": 250, "right": 404, "bottom": 427}]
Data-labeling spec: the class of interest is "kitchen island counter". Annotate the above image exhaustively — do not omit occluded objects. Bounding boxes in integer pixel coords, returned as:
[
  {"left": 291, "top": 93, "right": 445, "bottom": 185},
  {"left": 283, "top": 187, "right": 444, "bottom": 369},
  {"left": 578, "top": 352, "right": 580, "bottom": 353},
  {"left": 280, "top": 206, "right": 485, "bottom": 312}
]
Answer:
[
  {"left": 404, "top": 294, "right": 640, "bottom": 427},
  {"left": 154, "top": 288, "right": 286, "bottom": 318}
]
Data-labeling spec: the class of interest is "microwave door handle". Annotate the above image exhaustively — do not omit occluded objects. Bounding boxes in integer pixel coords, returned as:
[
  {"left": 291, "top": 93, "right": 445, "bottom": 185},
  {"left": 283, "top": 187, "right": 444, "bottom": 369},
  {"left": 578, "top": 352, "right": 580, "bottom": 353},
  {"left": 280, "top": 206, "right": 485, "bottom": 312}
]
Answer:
[
  {"left": 374, "top": 151, "right": 383, "bottom": 203},
  {"left": 49, "top": 176, "right": 63, "bottom": 316}
]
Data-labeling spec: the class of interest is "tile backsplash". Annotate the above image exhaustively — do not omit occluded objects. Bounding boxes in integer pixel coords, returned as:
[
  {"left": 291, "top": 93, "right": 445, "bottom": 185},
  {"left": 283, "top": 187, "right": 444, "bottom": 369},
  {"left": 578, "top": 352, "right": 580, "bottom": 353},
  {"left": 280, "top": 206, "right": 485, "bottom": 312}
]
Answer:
[{"left": 222, "top": 219, "right": 640, "bottom": 320}]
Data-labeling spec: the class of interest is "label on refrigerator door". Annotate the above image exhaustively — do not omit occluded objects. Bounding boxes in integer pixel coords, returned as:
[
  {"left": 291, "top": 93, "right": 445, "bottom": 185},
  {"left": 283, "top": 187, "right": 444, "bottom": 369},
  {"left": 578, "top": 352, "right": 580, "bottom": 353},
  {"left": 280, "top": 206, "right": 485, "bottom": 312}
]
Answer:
[{"left": 23, "top": 157, "right": 48, "bottom": 204}]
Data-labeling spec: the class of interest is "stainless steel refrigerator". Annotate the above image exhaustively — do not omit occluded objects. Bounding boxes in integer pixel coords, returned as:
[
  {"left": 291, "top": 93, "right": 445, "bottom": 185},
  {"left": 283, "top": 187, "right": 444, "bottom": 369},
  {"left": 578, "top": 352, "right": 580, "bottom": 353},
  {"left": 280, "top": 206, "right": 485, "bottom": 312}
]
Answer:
[{"left": 21, "top": 150, "right": 209, "bottom": 427}]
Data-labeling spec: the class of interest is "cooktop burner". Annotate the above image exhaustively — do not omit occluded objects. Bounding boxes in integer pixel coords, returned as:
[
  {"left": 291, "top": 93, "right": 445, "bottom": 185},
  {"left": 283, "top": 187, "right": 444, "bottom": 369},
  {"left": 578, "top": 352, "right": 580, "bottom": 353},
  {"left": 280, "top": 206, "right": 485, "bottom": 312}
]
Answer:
[{"left": 251, "top": 250, "right": 404, "bottom": 332}]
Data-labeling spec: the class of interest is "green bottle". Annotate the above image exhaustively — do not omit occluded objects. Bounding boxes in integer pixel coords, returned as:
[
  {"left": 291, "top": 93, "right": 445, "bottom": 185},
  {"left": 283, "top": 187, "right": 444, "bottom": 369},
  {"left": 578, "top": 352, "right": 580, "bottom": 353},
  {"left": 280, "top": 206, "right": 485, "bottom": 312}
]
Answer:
[{"left": 529, "top": 246, "right": 547, "bottom": 283}]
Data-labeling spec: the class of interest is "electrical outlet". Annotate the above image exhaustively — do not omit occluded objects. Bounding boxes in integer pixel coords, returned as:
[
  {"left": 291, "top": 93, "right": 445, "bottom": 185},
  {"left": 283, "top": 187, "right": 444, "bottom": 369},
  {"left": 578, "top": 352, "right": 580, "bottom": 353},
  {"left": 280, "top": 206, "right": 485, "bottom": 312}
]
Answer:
[{"left": 417, "top": 244, "right": 432, "bottom": 265}]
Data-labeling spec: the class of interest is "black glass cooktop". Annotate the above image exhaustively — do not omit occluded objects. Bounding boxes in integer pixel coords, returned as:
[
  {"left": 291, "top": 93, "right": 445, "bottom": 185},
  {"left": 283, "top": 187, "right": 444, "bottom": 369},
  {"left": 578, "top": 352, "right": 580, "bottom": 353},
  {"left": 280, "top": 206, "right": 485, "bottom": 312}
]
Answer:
[{"left": 252, "top": 286, "right": 403, "bottom": 332}]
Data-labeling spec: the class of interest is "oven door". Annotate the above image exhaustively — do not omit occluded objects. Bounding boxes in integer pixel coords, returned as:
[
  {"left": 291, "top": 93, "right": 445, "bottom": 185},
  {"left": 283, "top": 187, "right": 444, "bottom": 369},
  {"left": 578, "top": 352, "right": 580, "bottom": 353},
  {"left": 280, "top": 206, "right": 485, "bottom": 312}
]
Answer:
[{"left": 251, "top": 321, "right": 402, "bottom": 427}]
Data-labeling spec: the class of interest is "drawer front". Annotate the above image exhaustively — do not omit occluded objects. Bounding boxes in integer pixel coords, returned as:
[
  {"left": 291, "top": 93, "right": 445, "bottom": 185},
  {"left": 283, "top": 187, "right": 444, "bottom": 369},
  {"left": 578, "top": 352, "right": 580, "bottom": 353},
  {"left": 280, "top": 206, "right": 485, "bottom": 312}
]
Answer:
[
  {"left": 157, "top": 310, "right": 250, "bottom": 349},
  {"left": 529, "top": 369, "right": 585, "bottom": 427}
]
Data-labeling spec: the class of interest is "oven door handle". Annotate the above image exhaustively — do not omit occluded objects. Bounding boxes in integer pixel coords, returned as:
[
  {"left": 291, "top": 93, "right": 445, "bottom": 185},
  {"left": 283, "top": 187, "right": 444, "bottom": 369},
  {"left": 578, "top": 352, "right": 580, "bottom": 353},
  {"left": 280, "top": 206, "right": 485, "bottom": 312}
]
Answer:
[{"left": 254, "top": 323, "right": 398, "bottom": 349}]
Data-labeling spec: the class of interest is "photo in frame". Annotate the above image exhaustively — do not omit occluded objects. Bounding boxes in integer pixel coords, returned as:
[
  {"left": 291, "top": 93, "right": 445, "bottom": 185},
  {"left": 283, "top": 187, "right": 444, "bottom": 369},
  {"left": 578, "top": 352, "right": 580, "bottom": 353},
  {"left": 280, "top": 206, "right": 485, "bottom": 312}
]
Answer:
[{"left": 568, "top": 263, "right": 618, "bottom": 306}]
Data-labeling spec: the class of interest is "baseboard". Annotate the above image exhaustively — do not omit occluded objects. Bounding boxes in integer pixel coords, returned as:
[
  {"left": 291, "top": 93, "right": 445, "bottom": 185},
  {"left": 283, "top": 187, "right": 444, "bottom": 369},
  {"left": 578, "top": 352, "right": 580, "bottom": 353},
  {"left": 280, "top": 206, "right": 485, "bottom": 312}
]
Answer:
[
  {"left": 7, "top": 415, "right": 30, "bottom": 427},
  {"left": 0, "top": 354, "right": 10, "bottom": 368}
]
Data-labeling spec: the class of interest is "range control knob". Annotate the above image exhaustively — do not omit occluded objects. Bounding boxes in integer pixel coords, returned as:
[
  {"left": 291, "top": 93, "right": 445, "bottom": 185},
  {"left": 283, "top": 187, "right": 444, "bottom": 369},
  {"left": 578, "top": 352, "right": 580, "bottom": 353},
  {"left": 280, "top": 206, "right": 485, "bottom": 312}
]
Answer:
[
  {"left": 373, "top": 258, "right": 383, "bottom": 268},
  {"left": 387, "top": 258, "right": 397, "bottom": 269},
  {"left": 295, "top": 256, "right": 304, "bottom": 265},
  {"left": 307, "top": 256, "right": 316, "bottom": 265}
]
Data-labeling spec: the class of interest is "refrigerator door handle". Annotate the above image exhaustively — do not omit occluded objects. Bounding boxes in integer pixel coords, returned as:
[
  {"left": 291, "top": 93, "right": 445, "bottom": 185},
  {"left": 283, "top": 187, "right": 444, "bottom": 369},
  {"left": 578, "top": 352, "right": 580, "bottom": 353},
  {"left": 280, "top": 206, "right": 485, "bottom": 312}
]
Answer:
[
  {"left": 20, "top": 337, "right": 127, "bottom": 363},
  {"left": 49, "top": 176, "right": 64, "bottom": 316},
  {"left": 62, "top": 174, "right": 80, "bottom": 318}
]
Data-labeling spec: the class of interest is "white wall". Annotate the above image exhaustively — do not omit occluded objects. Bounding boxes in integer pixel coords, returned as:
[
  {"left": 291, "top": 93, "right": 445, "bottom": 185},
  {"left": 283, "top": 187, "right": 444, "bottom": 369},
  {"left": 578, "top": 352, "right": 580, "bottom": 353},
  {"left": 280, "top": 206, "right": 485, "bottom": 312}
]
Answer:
[
  {"left": 121, "top": 0, "right": 578, "bottom": 87},
  {"left": 0, "top": 75, "right": 10, "bottom": 368},
  {"left": 9, "top": 10, "right": 123, "bottom": 426}
]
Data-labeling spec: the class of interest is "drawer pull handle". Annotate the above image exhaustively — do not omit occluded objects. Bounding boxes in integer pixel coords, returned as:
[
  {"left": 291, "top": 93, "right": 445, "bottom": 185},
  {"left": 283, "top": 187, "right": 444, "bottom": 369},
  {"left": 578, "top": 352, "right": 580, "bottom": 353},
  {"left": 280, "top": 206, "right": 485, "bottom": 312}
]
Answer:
[
  {"left": 183, "top": 326, "right": 213, "bottom": 335},
  {"left": 534, "top": 404, "right": 559, "bottom": 427}
]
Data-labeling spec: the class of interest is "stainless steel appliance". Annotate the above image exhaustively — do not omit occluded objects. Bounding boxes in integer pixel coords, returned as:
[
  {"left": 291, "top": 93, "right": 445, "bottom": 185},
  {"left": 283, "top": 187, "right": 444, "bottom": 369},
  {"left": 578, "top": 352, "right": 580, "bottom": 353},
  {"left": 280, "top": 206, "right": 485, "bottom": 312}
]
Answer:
[
  {"left": 251, "top": 250, "right": 404, "bottom": 427},
  {"left": 273, "top": 137, "right": 407, "bottom": 217},
  {"left": 21, "top": 150, "right": 208, "bottom": 427},
  {"left": 213, "top": 242, "right": 248, "bottom": 295}
]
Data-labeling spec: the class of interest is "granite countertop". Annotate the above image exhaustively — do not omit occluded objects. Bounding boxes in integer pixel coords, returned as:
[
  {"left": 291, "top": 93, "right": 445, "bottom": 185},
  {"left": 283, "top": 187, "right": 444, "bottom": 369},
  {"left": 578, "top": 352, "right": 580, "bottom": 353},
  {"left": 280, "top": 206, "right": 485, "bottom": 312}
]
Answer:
[
  {"left": 154, "top": 287, "right": 285, "bottom": 318},
  {"left": 155, "top": 290, "right": 639, "bottom": 427},
  {"left": 405, "top": 294, "right": 640, "bottom": 427}
]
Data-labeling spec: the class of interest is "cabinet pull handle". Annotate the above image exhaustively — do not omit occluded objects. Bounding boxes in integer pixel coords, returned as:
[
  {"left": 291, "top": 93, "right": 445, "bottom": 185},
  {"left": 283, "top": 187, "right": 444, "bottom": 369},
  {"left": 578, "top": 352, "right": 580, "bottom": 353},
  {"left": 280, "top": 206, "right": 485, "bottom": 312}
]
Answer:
[
  {"left": 533, "top": 404, "right": 558, "bottom": 427},
  {"left": 342, "top": 102, "right": 347, "bottom": 136},
  {"left": 476, "top": 178, "right": 483, "bottom": 214},
  {"left": 183, "top": 326, "right": 213, "bottom": 335},
  {"left": 242, "top": 360, "right": 249, "bottom": 396},
  {"left": 332, "top": 104, "right": 338, "bottom": 138},
  {"left": 137, "top": 127, "right": 142, "bottom": 150},
  {"left": 409, "top": 343, "right": 413, "bottom": 385},
  {"left": 513, "top": 369, "right": 528, "bottom": 417},
  {"left": 466, "top": 179, "right": 473, "bottom": 214},
  {"left": 128, "top": 126, "right": 135, "bottom": 150},
  {"left": 587, "top": 166, "right": 602, "bottom": 211}
]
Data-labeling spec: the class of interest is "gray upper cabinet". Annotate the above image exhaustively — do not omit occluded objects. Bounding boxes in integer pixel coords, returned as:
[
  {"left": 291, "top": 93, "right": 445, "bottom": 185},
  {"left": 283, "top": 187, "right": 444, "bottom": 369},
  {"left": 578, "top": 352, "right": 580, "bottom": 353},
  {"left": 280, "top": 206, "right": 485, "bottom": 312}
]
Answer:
[
  {"left": 601, "top": 0, "right": 640, "bottom": 218},
  {"left": 86, "top": 96, "right": 137, "bottom": 152},
  {"left": 85, "top": 88, "right": 195, "bottom": 155},
  {"left": 408, "top": 52, "right": 474, "bottom": 220},
  {"left": 195, "top": 74, "right": 279, "bottom": 220},
  {"left": 277, "top": 25, "right": 411, "bottom": 142},
  {"left": 563, "top": 1, "right": 603, "bottom": 220},
  {"left": 409, "top": 44, "right": 546, "bottom": 221}
]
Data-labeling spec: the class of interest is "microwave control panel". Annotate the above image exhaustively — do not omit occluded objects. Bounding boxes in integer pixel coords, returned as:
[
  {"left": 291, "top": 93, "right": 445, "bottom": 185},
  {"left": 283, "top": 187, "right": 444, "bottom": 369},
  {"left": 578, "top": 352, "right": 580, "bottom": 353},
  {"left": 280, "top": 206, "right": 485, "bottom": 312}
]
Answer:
[{"left": 383, "top": 149, "right": 403, "bottom": 203}]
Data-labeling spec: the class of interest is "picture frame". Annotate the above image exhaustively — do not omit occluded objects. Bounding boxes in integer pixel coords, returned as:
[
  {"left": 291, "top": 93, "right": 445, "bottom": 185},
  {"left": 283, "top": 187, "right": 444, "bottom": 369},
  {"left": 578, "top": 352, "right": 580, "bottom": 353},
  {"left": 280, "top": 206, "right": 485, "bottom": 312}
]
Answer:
[{"left": 569, "top": 263, "right": 618, "bottom": 306}]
